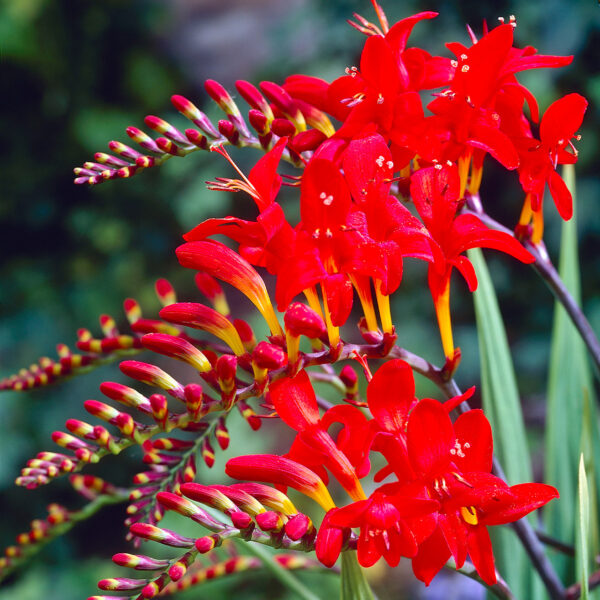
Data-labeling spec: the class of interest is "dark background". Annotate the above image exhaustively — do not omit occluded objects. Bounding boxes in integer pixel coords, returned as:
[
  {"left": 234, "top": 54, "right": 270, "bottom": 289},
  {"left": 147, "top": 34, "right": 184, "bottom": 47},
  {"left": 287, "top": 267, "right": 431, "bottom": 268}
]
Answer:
[{"left": 1, "top": 0, "right": 599, "bottom": 598}]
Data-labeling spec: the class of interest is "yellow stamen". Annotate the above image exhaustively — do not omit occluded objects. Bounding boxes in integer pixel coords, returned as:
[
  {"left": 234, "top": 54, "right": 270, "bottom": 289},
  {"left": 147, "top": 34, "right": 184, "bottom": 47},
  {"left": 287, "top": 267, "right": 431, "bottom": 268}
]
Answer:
[{"left": 460, "top": 505, "right": 478, "bottom": 525}]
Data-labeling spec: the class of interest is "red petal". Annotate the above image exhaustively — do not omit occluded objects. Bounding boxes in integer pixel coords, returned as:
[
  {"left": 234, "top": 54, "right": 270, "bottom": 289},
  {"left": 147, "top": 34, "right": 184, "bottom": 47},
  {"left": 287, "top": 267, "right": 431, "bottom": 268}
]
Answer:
[
  {"left": 481, "top": 483, "right": 559, "bottom": 526},
  {"left": 300, "top": 159, "right": 351, "bottom": 232},
  {"left": 453, "top": 24, "right": 514, "bottom": 107},
  {"left": 467, "top": 124, "right": 519, "bottom": 170},
  {"left": 540, "top": 93, "right": 587, "bottom": 148},
  {"left": 407, "top": 399, "right": 454, "bottom": 475},
  {"left": 467, "top": 526, "right": 497, "bottom": 585},
  {"left": 385, "top": 12, "right": 438, "bottom": 56},
  {"left": 269, "top": 370, "right": 320, "bottom": 430},
  {"left": 367, "top": 359, "right": 416, "bottom": 434},
  {"left": 438, "top": 511, "right": 468, "bottom": 567},
  {"left": 343, "top": 134, "right": 393, "bottom": 204},
  {"left": 452, "top": 409, "right": 493, "bottom": 472},
  {"left": 360, "top": 35, "right": 400, "bottom": 97},
  {"left": 328, "top": 500, "right": 368, "bottom": 528},
  {"left": 451, "top": 213, "right": 534, "bottom": 264},
  {"left": 248, "top": 137, "right": 287, "bottom": 210},
  {"left": 323, "top": 274, "right": 353, "bottom": 327},
  {"left": 411, "top": 526, "right": 451, "bottom": 585},
  {"left": 548, "top": 169, "right": 573, "bottom": 220}
]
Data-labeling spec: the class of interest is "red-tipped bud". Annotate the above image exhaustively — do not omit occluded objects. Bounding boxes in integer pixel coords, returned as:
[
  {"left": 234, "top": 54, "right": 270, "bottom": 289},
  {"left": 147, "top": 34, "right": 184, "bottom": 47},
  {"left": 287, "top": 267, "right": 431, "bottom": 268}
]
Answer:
[
  {"left": 136, "top": 155, "right": 156, "bottom": 168},
  {"left": 233, "top": 319, "right": 256, "bottom": 352},
  {"left": 230, "top": 510, "right": 253, "bottom": 529},
  {"left": 195, "top": 534, "right": 219, "bottom": 553},
  {"left": 155, "top": 279, "right": 176, "bottom": 306},
  {"left": 226, "top": 456, "right": 335, "bottom": 511},
  {"left": 171, "top": 94, "right": 219, "bottom": 138},
  {"left": 271, "top": 118, "right": 296, "bottom": 137},
  {"left": 235, "top": 81, "right": 274, "bottom": 119},
  {"left": 120, "top": 361, "right": 184, "bottom": 400},
  {"left": 126, "top": 126, "right": 162, "bottom": 153},
  {"left": 94, "top": 152, "right": 129, "bottom": 167},
  {"left": 339, "top": 365, "right": 358, "bottom": 396},
  {"left": 112, "top": 553, "right": 170, "bottom": 570},
  {"left": 215, "top": 417, "right": 230, "bottom": 450},
  {"left": 83, "top": 400, "right": 120, "bottom": 422},
  {"left": 216, "top": 355, "right": 237, "bottom": 391},
  {"left": 100, "top": 381, "right": 151, "bottom": 413},
  {"left": 149, "top": 394, "right": 169, "bottom": 427},
  {"left": 285, "top": 513, "right": 313, "bottom": 540},
  {"left": 237, "top": 399, "right": 262, "bottom": 430},
  {"left": 185, "top": 128, "right": 208, "bottom": 148},
  {"left": 183, "top": 454, "right": 197, "bottom": 483},
  {"left": 218, "top": 119, "right": 239, "bottom": 145},
  {"left": 315, "top": 511, "right": 348, "bottom": 567},
  {"left": 129, "top": 523, "right": 195, "bottom": 547},
  {"left": 123, "top": 298, "right": 142, "bottom": 323},
  {"left": 156, "top": 491, "right": 224, "bottom": 529},
  {"left": 176, "top": 241, "right": 282, "bottom": 337},
  {"left": 141, "top": 334, "right": 212, "bottom": 373},
  {"left": 201, "top": 438, "right": 215, "bottom": 468},
  {"left": 168, "top": 563, "right": 186, "bottom": 582},
  {"left": 108, "top": 140, "right": 143, "bottom": 160},
  {"left": 248, "top": 109, "right": 270, "bottom": 136},
  {"left": 155, "top": 137, "right": 186, "bottom": 156},
  {"left": 144, "top": 115, "right": 188, "bottom": 145},
  {"left": 252, "top": 341, "right": 288, "bottom": 370},
  {"left": 160, "top": 302, "right": 245, "bottom": 356},
  {"left": 184, "top": 384, "right": 204, "bottom": 420},
  {"left": 98, "top": 577, "right": 148, "bottom": 591},
  {"left": 289, "top": 129, "right": 327, "bottom": 153},
  {"left": 205, "top": 80, "right": 239, "bottom": 114},
  {"left": 255, "top": 510, "right": 283, "bottom": 532},
  {"left": 99, "top": 314, "right": 118, "bottom": 337},
  {"left": 284, "top": 303, "right": 326, "bottom": 339},
  {"left": 259, "top": 81, "right": 306, "bottom": 131}
]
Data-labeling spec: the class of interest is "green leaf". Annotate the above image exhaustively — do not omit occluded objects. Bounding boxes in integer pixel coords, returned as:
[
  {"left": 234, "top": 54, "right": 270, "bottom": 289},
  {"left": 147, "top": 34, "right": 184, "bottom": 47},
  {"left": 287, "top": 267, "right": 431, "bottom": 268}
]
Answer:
[
  {"left": 469, "top": 248, "right": 537, "bottom": 599},
  {"left": 544, "top": 164, "right": 597, "bottom": 583},
  {"left": 577, "top": 454, "right": 590, "bottom": 600},
  {"left": 340, "top": 552, "right": 375, "bottom": 600}
]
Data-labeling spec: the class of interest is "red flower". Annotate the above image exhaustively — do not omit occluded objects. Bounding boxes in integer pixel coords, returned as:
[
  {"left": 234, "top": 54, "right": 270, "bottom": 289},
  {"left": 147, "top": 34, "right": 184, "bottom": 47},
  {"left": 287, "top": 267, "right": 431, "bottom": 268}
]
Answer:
[
  {"left": 405, "top": 399, "right": 558, "bottom": 585},
  {"left": 410, "top": 164, "right": 534, "bottom": 368},
  {"left": 516, "top": 93, "right": 587, "bottom": 242},
  {"left": 329, "top": 486, "right": 439, "bottom": 567}
]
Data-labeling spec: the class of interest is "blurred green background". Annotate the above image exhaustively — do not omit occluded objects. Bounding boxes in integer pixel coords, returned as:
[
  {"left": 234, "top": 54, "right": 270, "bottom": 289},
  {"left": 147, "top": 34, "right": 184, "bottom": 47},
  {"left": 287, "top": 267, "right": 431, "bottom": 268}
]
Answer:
[{"left": 1, "top": 0, "right": 599, "bottom": 598}]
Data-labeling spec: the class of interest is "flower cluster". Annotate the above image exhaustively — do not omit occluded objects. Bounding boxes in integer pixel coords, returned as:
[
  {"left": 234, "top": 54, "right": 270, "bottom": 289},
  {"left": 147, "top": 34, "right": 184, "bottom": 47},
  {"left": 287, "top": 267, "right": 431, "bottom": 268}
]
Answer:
[
  {"left": 226, "top": 360, "right": 558, "bottom": 584},
  {"left": 3, "top": 1, "right": 588, "bottom": 597}
]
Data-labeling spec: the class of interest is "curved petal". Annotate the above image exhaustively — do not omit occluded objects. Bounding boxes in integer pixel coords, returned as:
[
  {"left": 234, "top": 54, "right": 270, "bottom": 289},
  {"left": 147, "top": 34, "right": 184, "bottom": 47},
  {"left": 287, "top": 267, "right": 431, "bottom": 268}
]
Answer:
[
  {"left": 452, "top": 409, "right": 493, "bottom": 472},
  {"left": 269, "top": 370, "right": 320, "bottom": 430},
  {"left": 407, "top": 399, "right": 454, "bottom": 476},
  {"left": 467, "top": 526, "right": 497, "bottom": 585},
  {"left": 367, "top": 359, "right": 416, "bottom": 434}
]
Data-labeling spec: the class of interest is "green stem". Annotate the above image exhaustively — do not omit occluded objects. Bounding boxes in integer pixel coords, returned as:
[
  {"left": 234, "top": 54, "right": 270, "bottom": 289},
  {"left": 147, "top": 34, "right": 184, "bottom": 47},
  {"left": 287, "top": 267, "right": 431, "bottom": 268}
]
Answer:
[{"left": 0, "top": 491, "right": 129, "bottom": 583}]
